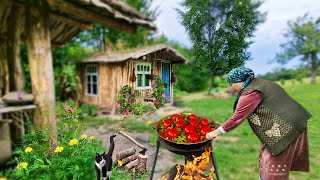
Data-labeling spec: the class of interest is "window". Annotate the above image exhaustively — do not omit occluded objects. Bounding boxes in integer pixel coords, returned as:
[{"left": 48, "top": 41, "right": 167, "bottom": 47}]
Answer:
[
  {"left": 85, "top": 64, "right": 98, "bottom": 96},
  {"left": 135, "top": 62, "right": 151, "bottom": 90}
]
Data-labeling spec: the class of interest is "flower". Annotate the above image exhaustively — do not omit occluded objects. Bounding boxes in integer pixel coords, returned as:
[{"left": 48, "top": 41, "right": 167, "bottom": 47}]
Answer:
[
  {"left": 153, "top": 99, "right": 159, "bottom": 105},
  {"left": 24, "top": 147, "right": 33, "bottom": 153},
  {"left": 90, "top": 136, "right": 95, "bottom": 140},
  {"left": 69, "top": 139, "right": 79, "bottom": 146},
  {"left": 123, "top": 109, "right": 130, "bottom": 115},
  {"left": 162, "top": 94, "right": 166, "bottom": 98},
  {"left": 117, "top": 160, "right": 123, "bottom": 167},
  {"left": 81, "top": 134, "right": 87, "bottom": 139},
  {"left": 17, "top": 162, "right": 28, "bottom": 169},
  {"left": 74, "top": 119, "right": 79, "bottom": 123},
  {"left": 64, "top": 106, "right": 73, "bottom": 114},
  {"left": 0, "top": 177, "right": 7, "bottom": 180},
  {"left": 115, "top": 103, "right": 121, "bottom": 108},
  {"left": 151, "top": 82, "right": 157, "bottom": 88},
  {"left": 147, "top": 120, "right": 153, "bottom": 125},
  {"left": 54, "top": 146, "right": 64, "bottom": 153},
  {"left": 125, "top": 92, "right": 131, "bottom": 99}
]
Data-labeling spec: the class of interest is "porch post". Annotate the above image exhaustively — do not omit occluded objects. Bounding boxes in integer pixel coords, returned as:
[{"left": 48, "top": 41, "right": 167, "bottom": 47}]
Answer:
[{"left": 25, "top": 0, "right": 57, "bottom": 149}]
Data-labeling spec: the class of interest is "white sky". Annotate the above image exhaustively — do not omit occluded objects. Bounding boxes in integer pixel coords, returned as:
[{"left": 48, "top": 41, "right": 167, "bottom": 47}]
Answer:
[{"left": 150, "top": 0, "right": 320, "bottom": 75}]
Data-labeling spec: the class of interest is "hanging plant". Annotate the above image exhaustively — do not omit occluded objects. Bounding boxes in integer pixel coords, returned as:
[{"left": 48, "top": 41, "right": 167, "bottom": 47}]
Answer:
[
  {"left": 131, "top": 68, "right": 136, "bottom": 82},
  {"left": 152, "top": 77, "right": 166, "bottom": 109},
  {"left": 171, "top": 72, "right": 177, "bottom": 83}
]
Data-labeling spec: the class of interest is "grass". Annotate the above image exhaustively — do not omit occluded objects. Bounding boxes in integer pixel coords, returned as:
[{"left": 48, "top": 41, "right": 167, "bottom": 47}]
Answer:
[{"left": 180, "top": 78, "right": 320, "bottom": 180}]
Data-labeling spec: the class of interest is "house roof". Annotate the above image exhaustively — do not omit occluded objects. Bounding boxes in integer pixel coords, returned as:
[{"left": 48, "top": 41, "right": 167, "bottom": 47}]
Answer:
[
  {"left": 0, "top": 0, "right": 156, "bottom": 46},
  {"left": 79, "top": 44, "right": 189, "bottom": 64}
]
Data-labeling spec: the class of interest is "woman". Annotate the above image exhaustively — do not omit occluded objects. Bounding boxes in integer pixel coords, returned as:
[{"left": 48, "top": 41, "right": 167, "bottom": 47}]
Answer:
[{"left": 206, "top": 67, "right": 311, "bottom": 180}]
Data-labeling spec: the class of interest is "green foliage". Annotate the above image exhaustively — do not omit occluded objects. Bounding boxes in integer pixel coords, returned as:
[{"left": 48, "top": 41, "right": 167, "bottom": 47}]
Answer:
[
  {"left": 178, "top": 0, "right": 265, "bottom": 76},
  {"left": 275, "top": 14, "right": 320, "bottom": 83},
  {"left": 151, "top": 77, "right": 166, "bottom": 109},
  {"left": 12, "top": 101, "right": 104, "bottom": 180},
  {"left": 174, "top": 62, "right": 209, "bottom": 92},
  {"left": 116, "top": 85, "right": 156, "bottom": 115},
  {"left": 258, "top": 67, "right": 318, "bottom": 81}
]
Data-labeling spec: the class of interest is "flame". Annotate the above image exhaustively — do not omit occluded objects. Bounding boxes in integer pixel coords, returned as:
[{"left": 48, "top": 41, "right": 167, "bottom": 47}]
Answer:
[{"left": 175, "top": 148, "right": 214, "bottom": 180}]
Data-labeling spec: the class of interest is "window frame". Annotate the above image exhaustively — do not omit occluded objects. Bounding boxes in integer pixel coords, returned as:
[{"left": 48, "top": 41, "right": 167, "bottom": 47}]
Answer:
[
  {"left": 85, "top": 64, "right": 99, "bottom": 96},
  {"left": 135, "top": 62, "right": 152, "bottom": 90}
]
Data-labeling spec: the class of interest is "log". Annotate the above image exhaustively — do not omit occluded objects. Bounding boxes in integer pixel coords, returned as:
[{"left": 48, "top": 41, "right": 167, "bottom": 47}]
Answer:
[
  {"left": 124, "top": 159, "right": 138, "bottom": 170},
  {"left": 121, "top": 154, "right": 137, "bottom": 165},
  {"left": 26, "top": 0, "right": 57, "bottom": 149},
  {"left": 158, "top": 164, "right": 213, "bottom": 180},
  {"left": 135, "top": 154, "right": 148, "bottom": 174},
  {"left": 115, "top": 147, "right": 136, "bottom": 161}
]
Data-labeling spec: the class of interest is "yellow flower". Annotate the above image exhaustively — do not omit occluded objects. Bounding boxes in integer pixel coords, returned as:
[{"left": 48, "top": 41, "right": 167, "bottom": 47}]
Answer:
[
  {"left": 0, "top": 178, "right": 7, "bottom": 180},
  {"left": 81, "top": 134, "right": 87, "bottom": 139},
  {"left": 54, "top": 146, "right": 64, "bottom": 153},
  {"left": 17, "top": 162, "right": 28, "bottom": 169},
  {"left": 24, "top": 147, "right": 33, "bottom": 153},
  {"left": 117, "top": 160, "right": 123, "bottom": 167},
  {"left": 147, "top": 120, "right": 153, "bottom": 125},
  {"left": 90, "top": 136, "right": 95, "bottom": 140},
  {"left": 69, "top": 139, "right": 79, "bottom": 146},
  {"left": 74, "top": 119, "right": 79, "bottom": 123}
]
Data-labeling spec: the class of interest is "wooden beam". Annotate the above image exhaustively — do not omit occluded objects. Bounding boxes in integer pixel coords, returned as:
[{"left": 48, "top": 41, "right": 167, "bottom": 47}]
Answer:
[
  {"left": 49, "top": 13, "right": 93, "bottom": 31},
  {"left": 26, "top": 0, "right": 57, "bottom": 149},
  {"left": 7, "top": 4, "right": 24, "bottom": 91},
  {"left": 47, "top": 0, "right": 137, "bottom": 34}
]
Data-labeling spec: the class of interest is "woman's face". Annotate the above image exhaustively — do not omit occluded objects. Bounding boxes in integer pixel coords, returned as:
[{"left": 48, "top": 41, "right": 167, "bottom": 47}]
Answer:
[{"left": 230, "top": 82, "right": 243, "bottom": 91}]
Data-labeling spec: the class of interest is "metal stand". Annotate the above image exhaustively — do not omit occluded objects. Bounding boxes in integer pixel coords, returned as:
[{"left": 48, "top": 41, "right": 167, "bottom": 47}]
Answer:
[{"left": 150, "top": 137, "right": 220, "bottom": 180}]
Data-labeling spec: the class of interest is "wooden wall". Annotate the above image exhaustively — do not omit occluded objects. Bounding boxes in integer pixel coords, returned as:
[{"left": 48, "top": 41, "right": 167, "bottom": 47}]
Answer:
[{"left": 78, "top": 51, "right": 176, "bottom": 110}]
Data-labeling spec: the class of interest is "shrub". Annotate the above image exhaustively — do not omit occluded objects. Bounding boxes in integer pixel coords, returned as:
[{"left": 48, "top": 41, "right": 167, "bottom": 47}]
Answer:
[{"left": 13, "top": 102, "right": 104, "bottom": 180}]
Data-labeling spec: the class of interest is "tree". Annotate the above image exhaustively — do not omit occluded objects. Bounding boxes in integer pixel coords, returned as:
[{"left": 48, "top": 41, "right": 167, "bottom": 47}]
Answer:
[
  {"left": 178, "top": 0, "right": 265, "bottom": 94},
  {"left": 275, "top": 14, "right": 320, "bottom": 84}
]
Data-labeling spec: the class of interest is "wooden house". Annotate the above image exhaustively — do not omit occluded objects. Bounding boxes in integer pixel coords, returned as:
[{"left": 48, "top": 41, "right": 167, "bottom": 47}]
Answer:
[{"left": 77, "top": 44, "right": 188, "bottom": 112}]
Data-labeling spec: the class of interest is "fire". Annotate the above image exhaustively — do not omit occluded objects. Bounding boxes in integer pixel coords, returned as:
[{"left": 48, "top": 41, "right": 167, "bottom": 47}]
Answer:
[{"left": 174, "top": 148, "right": 215, "bottom": 180}]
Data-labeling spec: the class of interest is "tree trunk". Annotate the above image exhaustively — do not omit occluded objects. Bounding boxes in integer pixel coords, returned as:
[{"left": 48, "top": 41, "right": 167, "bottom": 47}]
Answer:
[
  {"left": 207, "top": 73, "right": 214, "bottom": 95},
  {"left": 0, "top": 38, "right": 9, "bottom": 95},
  {"left": 310, "top": 52, "right": 318, "bottom": 84},
  {"left": 7, "top": 4, "right": 24, "bottom": 91},
  {"left": 115, "top": 147, "right": 136, "bottom": 161},
  {"left": 26, "top": 0, "right": 57, "bottom": 150}
]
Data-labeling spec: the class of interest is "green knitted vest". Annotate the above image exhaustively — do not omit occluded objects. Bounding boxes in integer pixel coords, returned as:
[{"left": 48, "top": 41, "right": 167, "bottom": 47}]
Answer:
[{"left": 239, "top": 78, "right": 311, "bottom": 156}]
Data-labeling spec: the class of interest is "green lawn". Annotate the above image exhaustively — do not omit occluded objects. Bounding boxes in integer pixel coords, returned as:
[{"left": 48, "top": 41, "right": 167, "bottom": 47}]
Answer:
[{"left": 181, "top": 80, "right": 320, "bottom": 180}]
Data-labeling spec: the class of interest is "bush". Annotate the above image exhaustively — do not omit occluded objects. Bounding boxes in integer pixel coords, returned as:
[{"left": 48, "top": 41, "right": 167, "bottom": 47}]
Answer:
[{"left": 12, "top": 102, "right": 104, "bottom": 180}]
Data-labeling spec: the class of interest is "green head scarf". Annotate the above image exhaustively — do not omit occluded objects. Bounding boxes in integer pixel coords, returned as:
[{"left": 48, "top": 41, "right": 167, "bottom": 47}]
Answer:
[{"left": 227, "top": 67, "right": 255, "bottom": 111}]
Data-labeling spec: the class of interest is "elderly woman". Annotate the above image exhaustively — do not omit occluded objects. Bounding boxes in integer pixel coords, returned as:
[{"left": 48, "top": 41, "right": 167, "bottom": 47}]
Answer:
[{"left": 206, "top": 67, "right": 311, "bottom": 180}]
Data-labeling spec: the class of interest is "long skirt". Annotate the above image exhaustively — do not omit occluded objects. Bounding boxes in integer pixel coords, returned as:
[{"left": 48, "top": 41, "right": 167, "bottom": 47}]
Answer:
[{"left": 259, "top": 128, "right": 309, "bottom": 180}]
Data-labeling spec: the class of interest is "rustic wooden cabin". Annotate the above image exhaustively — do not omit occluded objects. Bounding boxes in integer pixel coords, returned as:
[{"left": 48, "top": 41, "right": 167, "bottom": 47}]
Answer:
[
  {"left": 77, "top": 44, "right": 188, "bottom": 112},
  {"left": 0, "top": 0, "right": 155, "bottom": 163}
]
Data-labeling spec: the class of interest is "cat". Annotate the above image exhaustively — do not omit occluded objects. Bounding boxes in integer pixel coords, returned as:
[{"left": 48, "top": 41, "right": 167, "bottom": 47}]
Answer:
[{"left": 95, "top": 135, "right": 116, "bottom": 180}]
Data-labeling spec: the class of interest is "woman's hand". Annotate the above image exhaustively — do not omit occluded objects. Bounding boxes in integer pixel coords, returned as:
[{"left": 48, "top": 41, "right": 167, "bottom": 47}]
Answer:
[{"left": 206, "top": 129, "right": 221, "bottom": 140}]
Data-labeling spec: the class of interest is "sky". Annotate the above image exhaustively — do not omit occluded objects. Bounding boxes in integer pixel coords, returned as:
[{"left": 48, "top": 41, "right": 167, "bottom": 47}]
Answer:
[{"left": 150, "top": 0, "right": 320, "bottom": 75}]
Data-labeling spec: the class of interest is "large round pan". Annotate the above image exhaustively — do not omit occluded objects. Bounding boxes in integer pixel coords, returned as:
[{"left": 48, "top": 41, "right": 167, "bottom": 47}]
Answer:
[{"left": 153, "top": 113, "right": 220, "bottom": 150}]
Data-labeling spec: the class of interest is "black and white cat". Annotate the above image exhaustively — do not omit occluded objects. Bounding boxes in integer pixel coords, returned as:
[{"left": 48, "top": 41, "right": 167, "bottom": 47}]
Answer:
[{"left": 95, "top": 135, "right": 116, "bottom": 180}]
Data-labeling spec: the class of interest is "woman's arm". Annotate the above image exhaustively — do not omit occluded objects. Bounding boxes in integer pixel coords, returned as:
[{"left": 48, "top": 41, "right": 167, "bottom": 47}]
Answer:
[{"left": 206, "top": 90, "right": 262, "bottom": 140}]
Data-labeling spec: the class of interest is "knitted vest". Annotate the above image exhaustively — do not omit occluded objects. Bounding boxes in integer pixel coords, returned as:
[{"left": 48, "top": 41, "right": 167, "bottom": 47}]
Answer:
[{"left": 239, "top": 78, "right": 311, "bottom": 156}]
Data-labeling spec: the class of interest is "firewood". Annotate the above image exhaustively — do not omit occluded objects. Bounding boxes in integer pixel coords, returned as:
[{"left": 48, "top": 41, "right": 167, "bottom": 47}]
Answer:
[
  {"left": 135, "top": 154, "right": 148, "bottom": 174},
  {"left": 115, "top": 147, "right": 136, "bottom": 161},
  {"left": 124, "top": 159, "right": 138, "bottom": 170},
  {"left": 121, "top": 154, "right": 137, "bottom": 165}
]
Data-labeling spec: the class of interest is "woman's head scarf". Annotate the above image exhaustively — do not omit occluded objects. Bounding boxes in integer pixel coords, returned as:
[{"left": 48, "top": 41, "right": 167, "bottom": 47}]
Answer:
[
  {"left": 227, "top": 67, "right": 255, "bottom": 90},
  {"left": 227, "top": 67, "right": 255, "bottom": 111}
]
